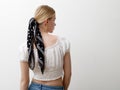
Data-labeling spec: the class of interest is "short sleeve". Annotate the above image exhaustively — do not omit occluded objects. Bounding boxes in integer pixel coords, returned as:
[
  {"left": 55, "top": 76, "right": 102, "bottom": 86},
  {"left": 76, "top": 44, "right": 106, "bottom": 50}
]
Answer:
[
  {"left": 65, "top": 39, "right": 70, "bottom": 53},
  {"left": 18, "top": 42, "right": 28, "bottom": 62}
]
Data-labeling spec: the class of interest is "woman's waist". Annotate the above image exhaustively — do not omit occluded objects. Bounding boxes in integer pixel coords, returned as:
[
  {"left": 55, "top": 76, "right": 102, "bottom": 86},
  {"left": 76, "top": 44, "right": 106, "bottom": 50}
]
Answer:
[{"left": 32, "top": 77, "right": 63, "bottom": 86}]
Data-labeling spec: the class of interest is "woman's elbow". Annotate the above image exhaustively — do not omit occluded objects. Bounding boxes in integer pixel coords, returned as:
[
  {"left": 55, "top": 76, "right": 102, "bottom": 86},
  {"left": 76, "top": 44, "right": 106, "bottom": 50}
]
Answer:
[{"left": 20, "top": 78, "right": 29, "bottom": 88}]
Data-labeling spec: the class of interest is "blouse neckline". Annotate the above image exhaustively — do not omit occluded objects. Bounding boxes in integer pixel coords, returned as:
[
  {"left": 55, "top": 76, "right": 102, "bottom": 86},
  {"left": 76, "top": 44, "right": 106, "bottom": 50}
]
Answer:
[
  {"left": 45, "top": 37, "right": 59, "bottom": 50},
  {"left": 33, "top": 36, "right": 60, "bottom": 51}
]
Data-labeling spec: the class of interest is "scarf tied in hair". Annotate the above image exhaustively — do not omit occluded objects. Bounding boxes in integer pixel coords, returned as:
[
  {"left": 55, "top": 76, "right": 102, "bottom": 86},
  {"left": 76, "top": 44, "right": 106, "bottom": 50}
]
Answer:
[{"left": 27, "top": 18, "right": 45, "bottom": 74}]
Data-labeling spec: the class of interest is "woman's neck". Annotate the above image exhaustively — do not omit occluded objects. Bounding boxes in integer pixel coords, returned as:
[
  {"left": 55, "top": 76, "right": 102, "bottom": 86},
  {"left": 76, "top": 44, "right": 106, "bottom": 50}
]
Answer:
[{"left": 39, "top": 26, "right": 49, "bottom": 34}]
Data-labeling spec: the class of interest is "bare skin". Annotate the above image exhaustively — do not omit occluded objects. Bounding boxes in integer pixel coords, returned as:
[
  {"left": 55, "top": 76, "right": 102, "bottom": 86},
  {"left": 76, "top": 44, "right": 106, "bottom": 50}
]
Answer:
[
  {"left": 32, "top": 77, "right": 63, "bottom": 86},
  {"left": 20, "top": 14, "right": 71, "bottom": 90}
]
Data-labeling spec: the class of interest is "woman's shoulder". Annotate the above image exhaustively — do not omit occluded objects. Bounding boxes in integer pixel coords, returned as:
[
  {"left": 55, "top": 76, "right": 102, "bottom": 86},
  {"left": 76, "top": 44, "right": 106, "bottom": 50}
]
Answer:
[
  {"left": 57, "top": 36, "right": 70, "bottom": 52},
  {"left": 18, "top": 42, "right": 28, "bottom": 62},
  {"left": 58, "top": 36, "right": 70, "bottom": 43},
  {"left": 19, "top": 42, "right": 27, "bottom": 51},
  {"left": 47, "top": 34, "right": 69, "bottom": 41}
]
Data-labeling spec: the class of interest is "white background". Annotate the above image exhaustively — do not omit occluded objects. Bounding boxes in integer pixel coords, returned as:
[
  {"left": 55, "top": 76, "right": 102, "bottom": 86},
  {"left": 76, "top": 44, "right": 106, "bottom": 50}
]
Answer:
[{"left": 0, "top": 0, "right": 120, "bottom": 90}]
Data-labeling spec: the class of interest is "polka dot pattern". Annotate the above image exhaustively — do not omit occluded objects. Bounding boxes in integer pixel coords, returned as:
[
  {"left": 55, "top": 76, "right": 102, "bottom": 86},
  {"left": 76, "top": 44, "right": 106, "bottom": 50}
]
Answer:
[{"left": 27, "top": 18, "right": 45, "bottom": 74}]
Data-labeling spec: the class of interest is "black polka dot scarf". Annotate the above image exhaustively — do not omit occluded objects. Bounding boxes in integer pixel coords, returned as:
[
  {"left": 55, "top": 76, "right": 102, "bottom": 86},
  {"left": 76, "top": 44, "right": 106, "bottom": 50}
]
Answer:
[{"left": 27, "top": 18, "right": 45, "bottom": 74}]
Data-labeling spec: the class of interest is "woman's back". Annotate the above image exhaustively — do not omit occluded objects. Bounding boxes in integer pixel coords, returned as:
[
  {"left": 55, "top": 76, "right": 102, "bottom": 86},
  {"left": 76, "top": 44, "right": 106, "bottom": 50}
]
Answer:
[{"left": 19, "top": 5, "right": 71, "bottom": 90}]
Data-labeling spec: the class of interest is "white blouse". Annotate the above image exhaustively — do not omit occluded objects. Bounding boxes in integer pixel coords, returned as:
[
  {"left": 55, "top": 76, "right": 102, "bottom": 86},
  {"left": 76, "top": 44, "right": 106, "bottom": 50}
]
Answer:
[{"left": 19, "top": 36, "right": 70, "bottom": 81}]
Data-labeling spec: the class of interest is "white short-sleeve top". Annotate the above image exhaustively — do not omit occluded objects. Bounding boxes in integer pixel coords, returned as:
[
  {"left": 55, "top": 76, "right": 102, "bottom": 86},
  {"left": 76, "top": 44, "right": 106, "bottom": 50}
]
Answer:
[{"left": 19, "top": 36, "right": 70, "bottom": 81}]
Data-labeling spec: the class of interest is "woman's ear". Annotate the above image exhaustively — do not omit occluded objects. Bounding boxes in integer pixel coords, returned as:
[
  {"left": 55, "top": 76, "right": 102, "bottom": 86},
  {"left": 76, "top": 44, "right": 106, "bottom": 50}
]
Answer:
[{"left": 44, "top": 19, "right": 48, "bottom": 24}]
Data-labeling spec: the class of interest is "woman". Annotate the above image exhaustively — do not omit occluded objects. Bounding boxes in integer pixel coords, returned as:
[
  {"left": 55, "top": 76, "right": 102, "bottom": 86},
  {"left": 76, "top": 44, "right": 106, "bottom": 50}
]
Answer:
[{"left": 19, "top": 5, "right": 71, "bottom": 90}]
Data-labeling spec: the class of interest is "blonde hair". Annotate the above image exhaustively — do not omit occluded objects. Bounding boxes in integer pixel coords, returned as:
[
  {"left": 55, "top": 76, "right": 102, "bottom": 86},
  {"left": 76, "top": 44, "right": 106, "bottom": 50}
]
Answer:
[{"left": 34, "top": 5, "right": 55, "bottom": 24}]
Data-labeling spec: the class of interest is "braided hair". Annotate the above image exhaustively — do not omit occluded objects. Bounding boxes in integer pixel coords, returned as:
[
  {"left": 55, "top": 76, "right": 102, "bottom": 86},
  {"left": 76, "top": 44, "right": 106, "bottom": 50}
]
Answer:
[{"left": 27, "top": 18, "right": 45, "bottom": 74}]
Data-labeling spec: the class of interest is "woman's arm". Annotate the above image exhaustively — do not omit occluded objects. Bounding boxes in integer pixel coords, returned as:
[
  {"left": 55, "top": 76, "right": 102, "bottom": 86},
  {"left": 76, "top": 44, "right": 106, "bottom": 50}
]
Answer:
[
  {"left": 20, "top": 62, "right": 29, "bottom": 90},
  {"left": 63, "top": 52, "right": 72, "bottom": 90}
]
